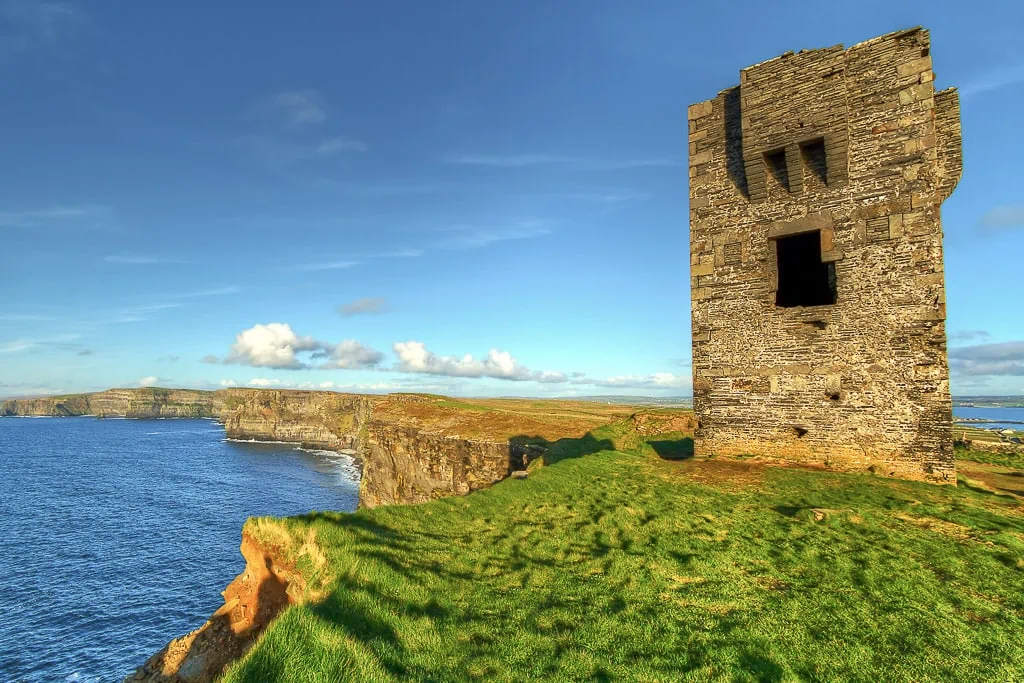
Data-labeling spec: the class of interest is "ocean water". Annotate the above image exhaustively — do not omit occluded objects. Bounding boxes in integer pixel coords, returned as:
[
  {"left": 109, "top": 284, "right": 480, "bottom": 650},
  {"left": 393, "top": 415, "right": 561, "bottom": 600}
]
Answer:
[
  {"left": 0, "top": 417, "right": 360, "bottom": 682},
  {"left": 953, "top": 406, "right": 1024, "bottom": 431}
]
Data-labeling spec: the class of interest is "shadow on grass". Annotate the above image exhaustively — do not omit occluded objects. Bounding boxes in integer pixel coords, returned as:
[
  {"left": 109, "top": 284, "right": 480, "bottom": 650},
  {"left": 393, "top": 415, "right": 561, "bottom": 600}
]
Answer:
[
  {"left": 510, "top": 432, "right": 615, "bottom": 467},
  {"left": 649, "top": 437, "right": 694, "bottom": 461}
]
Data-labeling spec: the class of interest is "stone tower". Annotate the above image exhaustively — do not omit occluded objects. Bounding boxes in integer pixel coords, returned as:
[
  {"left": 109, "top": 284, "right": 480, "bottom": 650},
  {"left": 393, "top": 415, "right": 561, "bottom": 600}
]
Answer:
[{"left": 687, "top": 27, "right": 961, "bottom": 483}]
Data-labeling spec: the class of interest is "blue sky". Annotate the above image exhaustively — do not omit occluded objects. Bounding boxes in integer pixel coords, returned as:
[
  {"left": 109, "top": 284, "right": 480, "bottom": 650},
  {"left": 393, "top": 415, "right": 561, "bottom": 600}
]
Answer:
[{"left": 1, "top": 0, "right": 1022, "bottom": 398}]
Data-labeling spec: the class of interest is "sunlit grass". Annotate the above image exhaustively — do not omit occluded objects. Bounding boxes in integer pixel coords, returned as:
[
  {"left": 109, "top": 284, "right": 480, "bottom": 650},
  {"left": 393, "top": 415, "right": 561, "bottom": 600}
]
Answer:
[{"left": 222, "top": 428, "right": 1024, "bottom": 682}]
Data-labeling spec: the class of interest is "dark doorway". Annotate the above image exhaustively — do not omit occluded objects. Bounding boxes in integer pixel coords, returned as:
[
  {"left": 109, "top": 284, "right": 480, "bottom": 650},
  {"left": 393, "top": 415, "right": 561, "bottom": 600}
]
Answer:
[{"left": 775, "top": 231, "right": 837, "bottom": 307}]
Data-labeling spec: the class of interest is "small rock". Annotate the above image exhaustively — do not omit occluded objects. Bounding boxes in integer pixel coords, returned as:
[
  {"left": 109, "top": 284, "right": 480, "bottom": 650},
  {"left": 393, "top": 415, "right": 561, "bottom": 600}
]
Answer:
[{"left": 510, "top": 470, "right": 529, "bottom": 479}]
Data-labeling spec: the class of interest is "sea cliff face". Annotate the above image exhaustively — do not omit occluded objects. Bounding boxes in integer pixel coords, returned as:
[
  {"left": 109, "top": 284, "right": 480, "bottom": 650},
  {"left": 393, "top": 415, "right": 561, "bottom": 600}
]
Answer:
[
  {"left": 2, "top": 388, "right": 540, "bottom": 508},
  {"left": 1, "top": 388, "right": 220, "bottom": 418}
]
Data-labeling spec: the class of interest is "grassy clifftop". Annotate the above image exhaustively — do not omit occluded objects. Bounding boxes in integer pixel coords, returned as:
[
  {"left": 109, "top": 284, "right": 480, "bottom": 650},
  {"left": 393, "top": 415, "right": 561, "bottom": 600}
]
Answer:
[{"left": 218, "top": 420, "right": 1024, "bottom": 682}]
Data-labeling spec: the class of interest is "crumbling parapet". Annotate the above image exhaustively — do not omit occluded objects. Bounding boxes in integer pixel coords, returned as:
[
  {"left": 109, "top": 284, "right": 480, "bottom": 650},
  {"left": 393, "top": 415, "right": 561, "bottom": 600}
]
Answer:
[{"left": 688, "top": 27, "right": 960, "bottom": 483}]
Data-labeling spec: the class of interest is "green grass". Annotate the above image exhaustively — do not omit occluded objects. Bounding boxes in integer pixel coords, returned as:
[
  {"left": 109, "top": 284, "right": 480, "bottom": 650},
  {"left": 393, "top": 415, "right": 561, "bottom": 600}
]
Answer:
[{"left": 222, "top": 432, "right": 1024, "bottom": 682}]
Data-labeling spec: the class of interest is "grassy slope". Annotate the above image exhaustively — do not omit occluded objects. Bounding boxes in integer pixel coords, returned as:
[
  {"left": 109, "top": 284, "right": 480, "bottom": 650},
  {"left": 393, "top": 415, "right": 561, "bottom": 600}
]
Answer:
[{"left": 223, "top": 424, "right": 1024, "bottom": 682}]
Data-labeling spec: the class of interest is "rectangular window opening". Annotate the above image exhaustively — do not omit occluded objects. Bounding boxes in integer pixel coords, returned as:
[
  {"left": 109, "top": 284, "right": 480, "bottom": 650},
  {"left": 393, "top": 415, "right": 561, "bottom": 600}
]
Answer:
[
  {"left": 763, "top": 148, "right": 790, "bottom": 192},
  {"left": 775, "top": 231, "right": 837, "bottom": 308},
  {"left": 800, "top": 138, "right": 827, "bottom": 186}
]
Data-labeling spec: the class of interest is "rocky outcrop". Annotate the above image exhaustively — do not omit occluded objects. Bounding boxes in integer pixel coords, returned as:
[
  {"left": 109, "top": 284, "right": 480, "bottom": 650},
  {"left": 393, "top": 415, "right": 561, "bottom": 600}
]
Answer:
[{"left": 125, "top": 531, "right": 304, "bottom": 683}]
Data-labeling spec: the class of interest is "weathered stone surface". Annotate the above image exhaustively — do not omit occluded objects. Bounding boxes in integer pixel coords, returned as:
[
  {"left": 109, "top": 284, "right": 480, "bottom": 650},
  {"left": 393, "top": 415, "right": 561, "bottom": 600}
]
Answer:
[{"left": 688, "top": 28, "right": 960, "bottom": 484}]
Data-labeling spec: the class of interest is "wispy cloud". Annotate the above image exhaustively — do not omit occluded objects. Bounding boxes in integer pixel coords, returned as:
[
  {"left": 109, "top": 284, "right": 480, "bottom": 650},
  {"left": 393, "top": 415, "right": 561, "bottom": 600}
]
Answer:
[
  {"left": 235, "top": 135, "right": 367, "bottom": 164},
  {"left": 960, "top": 62, "right": 1024, "bottom": 98},
  {"left": 979, "top": 205, "right": 1024, "bottom": 233},
  {"left": 314, "top": 179, "right": 461, "bottom": 198},
  {"left": 0, "top": 332, "right": 83, "bottom": 354},
  {"left": 0, "top": 313, "right": 57, "bottom": 321},
  {"left": 251, "top": 90, "right": 328, "bottom": 128},
  {"left": 949, "top": 341, "right": 1024, "bottom": 376},
  {"left": 949, "top": 330, "right": 992, "bottom": 344},
  {"left": 438, "top": 220, "right": 552, "bottom": 249},
  {"left": 445, "top": 153, "right": 681, "bottom": 171},
  {"left": 176, "top": 285, "right": 241, "bottom": 298},
  {"left": 105, "top": 255, "right": 189, "bottom": 265},
  {"left": 338, "top": 297, "right": 389, "bottom": 317},
  {"left": 569, "top": 191, "right": 652, "bottom": 204},
  {"left": 292, "top": 260, "right": 361, "bottom": 272},
  {"left": 0, "top": 0, "right": 88, "bottom": 52},
  {"left": 290, "top": 248, "right": 422, "bottom": 272},
  {"left": 0, "top": 205, "right": 112, "bottom": 231}
]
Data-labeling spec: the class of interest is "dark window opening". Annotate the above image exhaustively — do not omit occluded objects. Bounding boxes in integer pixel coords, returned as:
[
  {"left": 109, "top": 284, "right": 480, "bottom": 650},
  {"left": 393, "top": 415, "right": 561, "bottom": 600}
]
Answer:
[
  {"left": 775, "top": 231, "right": 837, "bottom": 307},
  {"left": 800, "top": 138, "right": 827, "bottom": 186},
  {"left": 763, "top": 148, "right": 790, "bottom": 191}
]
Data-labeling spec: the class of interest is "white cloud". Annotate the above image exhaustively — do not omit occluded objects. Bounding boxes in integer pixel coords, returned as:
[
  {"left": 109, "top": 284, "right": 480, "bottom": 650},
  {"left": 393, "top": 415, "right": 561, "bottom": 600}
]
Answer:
[
  {"left": 226, "top": 323, "right": 322, "bottom": 370},
  {"left": 320, "top": 340, "right": 386, "bottom": 369},
  {"left": 392, "top": 341, "right": 566, "bottom": 383},
  {"left": 222, "top": 322, "right": 383, "bottom": 371},
  {"left": 588, "top": 373, "right": 691, "bottom": 390},
  {"left": 950, "top": 341, "right": 1024, "bottom": 377},
  {"left": 219, "top": 379, "right": 237, "bottom": 387},
  {"left": 338, "top": 297, "right": 389, "bottom": 317},
  {"left": 138, "top": 376, "right": 160, "bottom": 387},
  {"left": 248, "top": 378, "right": 283, "bottom": 387},
  {"left": 438, "top": 220, "right": 551, "bottom": 249}
]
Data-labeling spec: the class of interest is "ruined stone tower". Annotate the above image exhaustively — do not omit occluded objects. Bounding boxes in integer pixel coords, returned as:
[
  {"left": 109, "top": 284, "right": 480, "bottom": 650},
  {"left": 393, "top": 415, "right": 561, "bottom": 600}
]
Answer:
[{"left": 687, "top": 27, "right": 961, "bottom": 483}]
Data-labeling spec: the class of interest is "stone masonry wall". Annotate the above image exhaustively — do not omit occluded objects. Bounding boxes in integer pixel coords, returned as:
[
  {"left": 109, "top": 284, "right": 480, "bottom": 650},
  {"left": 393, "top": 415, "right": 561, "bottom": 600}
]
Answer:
[{"left": 688, "top": 28, "right": 960, "bottom": 483}]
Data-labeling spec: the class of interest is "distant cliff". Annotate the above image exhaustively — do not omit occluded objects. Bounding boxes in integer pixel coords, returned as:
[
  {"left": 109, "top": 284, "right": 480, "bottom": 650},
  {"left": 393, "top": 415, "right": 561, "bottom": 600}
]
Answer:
[
  {"left": 3, "top": 388, "right": 629, "bottom": 509},
  {"left": 1, "top": 388, "right": 220, "bottom": 418}
]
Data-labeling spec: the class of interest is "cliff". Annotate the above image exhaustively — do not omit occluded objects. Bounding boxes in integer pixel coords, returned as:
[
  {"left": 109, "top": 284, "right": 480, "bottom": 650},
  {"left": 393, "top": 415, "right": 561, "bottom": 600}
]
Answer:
[
  {"left": 1, "top": 388, "right": 220, "bottom": 418},
  {"left": 1, "top": 387, "right": 639, "bottom": 508}
]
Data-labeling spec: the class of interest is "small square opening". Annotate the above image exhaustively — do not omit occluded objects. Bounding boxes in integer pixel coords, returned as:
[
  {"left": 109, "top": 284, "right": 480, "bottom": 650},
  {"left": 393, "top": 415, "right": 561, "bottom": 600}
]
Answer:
[
  {"left": 763, "top": 148, "right": 790, "bottom": 192},
  {"left": 775, "top": 231, "right": 837, "bottom": 308},
  {"left": 800, "top": 138, "right": 827, "bottom": 186}
]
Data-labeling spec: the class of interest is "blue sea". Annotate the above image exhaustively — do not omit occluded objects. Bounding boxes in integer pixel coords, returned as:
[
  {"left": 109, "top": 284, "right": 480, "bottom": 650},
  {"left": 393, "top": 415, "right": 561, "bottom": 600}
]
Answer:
[
  {"left": 0, "top": 417, "right": 360, "bottom": 682},
  {"left": 953, "top": 406, "right": 1024, "bottom": 431}
]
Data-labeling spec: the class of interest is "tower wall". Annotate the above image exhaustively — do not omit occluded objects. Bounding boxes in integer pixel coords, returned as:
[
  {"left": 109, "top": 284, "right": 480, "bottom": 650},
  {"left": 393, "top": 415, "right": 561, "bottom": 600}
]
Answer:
[{"left": 688, "top": 28, "right": 960, "bottom": 483}]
